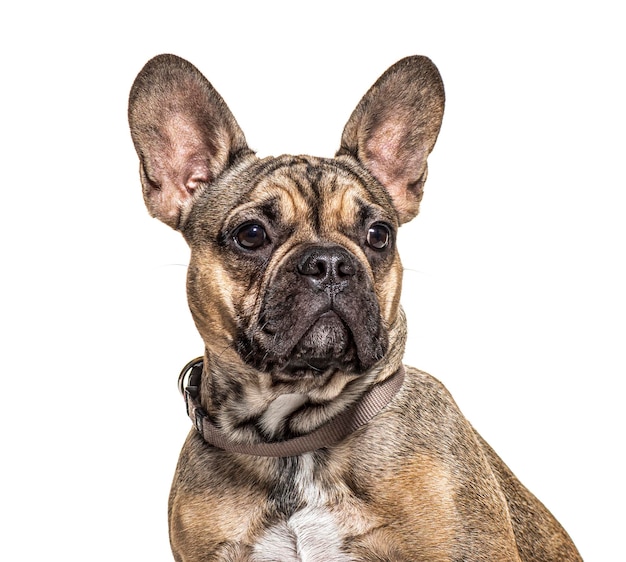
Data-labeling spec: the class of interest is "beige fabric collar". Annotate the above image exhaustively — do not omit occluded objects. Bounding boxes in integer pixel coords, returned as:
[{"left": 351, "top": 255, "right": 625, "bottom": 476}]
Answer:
[{"left": 179, "top": 358, "right": 405, "bottom": 458}]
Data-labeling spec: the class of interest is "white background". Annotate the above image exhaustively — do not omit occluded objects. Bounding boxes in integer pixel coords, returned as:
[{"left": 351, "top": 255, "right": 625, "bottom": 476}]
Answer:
[{"left": 1, "top": 1, "right": 623, "bottom": 560}]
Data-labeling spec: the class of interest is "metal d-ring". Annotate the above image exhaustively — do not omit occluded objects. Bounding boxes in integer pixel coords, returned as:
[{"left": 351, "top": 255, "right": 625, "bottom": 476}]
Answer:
[{"left": 178, "top": 357, "right": 204, "bottom": 398}]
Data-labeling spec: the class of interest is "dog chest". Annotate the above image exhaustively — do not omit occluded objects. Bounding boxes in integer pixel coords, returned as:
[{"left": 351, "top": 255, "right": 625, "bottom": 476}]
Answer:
[
  {"left": 251, "top": 453, "right": 362, "bottom": 561},
  {"left": 252, "top": 507, "right": 351, "bottom": 561}
]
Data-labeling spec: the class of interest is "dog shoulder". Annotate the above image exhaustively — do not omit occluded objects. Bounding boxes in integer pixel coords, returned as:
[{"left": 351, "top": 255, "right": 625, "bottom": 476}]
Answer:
[
  {"left": 361, "top": 366, "right": 501, "bottom": 479},
  {"left": 343, "top": 365, "right": 480, "bottom": 471},
  {"left": 393, "top": 365, "right": 469, "bottom": 431}
]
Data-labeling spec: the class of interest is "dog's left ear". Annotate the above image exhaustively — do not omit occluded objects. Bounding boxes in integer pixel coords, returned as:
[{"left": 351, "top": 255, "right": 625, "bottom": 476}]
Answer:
[
  {"left": 128, "top": 54, "right": 250, "bottom": 229},
  {"left": 337, "top": 56, "right": 445, "bottom": 223}
]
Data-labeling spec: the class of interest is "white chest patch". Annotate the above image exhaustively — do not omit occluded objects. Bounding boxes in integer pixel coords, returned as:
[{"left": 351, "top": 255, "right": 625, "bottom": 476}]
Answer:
[
  {"left": 252, "top": 508, "right": 350, "bottom": 562},
  {"left": 251, "top": 454, "right": 352, "bottom": 561}
]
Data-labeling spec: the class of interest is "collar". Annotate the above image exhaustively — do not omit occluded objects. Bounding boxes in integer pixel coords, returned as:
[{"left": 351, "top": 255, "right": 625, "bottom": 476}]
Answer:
[{"left": 178, "top": 358, "right": 405, "bottom": 457}]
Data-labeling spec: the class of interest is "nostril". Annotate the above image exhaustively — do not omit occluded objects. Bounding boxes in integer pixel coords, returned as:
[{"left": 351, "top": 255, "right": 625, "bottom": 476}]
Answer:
[
  {"left": 314, "top": 259, "right": 328, "bottom": 278},
  {"left": 337, "top": 259, "right": 355, "bottom": 277},
  {"left": 298, "top": 255, "right": 328, "bottom": 278}
]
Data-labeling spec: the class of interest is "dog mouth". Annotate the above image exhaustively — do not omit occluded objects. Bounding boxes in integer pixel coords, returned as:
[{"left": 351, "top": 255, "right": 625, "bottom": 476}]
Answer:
[
  {"left": 285, "top": 310, "right": 357, "bottom": 374},
  {"left": 238, "top": 301, "right": 385, "bottom": 378}
]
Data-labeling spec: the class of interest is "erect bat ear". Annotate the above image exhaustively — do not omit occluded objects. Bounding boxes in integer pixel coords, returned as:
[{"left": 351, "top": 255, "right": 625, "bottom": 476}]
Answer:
[
  {"left": 128, "top": 54, "right": 251, "bottom": 229},
  {"left": 337, "top": 56, "right": 445, "bottom": 224}
]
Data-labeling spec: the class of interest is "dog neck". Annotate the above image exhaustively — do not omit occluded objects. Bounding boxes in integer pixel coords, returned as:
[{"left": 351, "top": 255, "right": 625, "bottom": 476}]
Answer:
[
  {"left": 179, "top": 358, "right": 405, "bottom": 457},
  {"left": 180, "top": 310, "right": 409, "bottom": 455}
]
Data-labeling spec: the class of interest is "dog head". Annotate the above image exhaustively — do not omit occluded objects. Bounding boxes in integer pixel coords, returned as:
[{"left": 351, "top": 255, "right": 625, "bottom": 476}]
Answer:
[{"left": 129, "top": 55, "right": 444, "bottom": 388}]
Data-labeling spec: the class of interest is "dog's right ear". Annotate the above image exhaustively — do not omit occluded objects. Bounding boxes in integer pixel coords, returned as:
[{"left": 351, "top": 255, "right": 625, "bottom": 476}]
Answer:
[
  {"left": 337, "top": 56, "right": 445, "bottom": 224},
  {"left": 128, "top": 54, "right": 250, "bottom": 229}
]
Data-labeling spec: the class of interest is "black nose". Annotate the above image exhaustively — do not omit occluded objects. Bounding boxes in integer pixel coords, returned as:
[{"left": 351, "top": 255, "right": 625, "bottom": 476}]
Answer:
[{"left": 297, "top": 246, "right": 357, "bottom": 291}]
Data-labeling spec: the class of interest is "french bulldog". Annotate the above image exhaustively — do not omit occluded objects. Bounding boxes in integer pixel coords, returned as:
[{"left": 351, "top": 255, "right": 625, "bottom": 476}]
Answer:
[{"left": 128, "top": 54, "right": 581, "bottom": 561}]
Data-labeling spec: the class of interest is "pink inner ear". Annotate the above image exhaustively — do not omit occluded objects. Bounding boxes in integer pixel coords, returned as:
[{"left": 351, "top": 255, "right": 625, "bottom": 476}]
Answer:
[
  {"left": 362, "top": 119, "right": 428, "bottom": 222},
  {"left": 365, "top": 119, "right": 421, "bottom": 180},
  {"left": 182, "top": 159, "right": 212, "bottom": 193},
  {"left": 364, "top": 120, "right": 424, "bottom": 185},
  {"left": 364, "top": 122, "right": 403, "bottom": 186},
  {"left": 164, "top": 113, "right": 214, "bottom": 194},
  {"left": 185, "top": 167, "right": 211, "bottom": 193}
]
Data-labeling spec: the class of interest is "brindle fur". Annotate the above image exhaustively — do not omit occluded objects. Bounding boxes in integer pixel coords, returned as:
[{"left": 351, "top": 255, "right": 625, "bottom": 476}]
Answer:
[{"left": 129, "top": 54, "right": 581, "bottom": 561}]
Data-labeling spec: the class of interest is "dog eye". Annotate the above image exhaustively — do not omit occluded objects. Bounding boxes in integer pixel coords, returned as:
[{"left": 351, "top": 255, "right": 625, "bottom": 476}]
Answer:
[
  {"left": 366, "top": 223, "right": 391, "bottom": 250},
  {"left": 234, "top": 223, "right": 268, "bottom": 250}
]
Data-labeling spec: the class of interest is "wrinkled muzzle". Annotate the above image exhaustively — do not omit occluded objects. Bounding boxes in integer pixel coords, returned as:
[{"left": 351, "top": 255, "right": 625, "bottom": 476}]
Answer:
[{"left": 237, "top": 243, "right": 388, "bottom": 376}]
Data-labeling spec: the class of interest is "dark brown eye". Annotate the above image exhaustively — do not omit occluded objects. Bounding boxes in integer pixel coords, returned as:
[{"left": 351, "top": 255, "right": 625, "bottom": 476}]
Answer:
[
  {"left": 366, "top": 223, "right": 391, "bottom": 250},
  {"left": 235, "top": 223, "right": 267, "bottom": 249}
]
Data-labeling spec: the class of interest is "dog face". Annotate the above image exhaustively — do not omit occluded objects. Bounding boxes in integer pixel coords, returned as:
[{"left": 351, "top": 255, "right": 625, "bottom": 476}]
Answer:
[
  {"left": 129, "top": 55, "right": 444, "bottom": 386},
  {"left": 183, "top": 154, "right": 401, "bottom": 381}
]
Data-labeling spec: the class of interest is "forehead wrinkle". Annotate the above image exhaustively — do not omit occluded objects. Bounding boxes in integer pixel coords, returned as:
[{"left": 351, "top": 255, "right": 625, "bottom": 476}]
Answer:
[
  {"left": 255, "top": 169, "right": 312, "bottom": 220},
  {"left": 276, "top": 179, "right": 310, "bottom": 224},
  {"left": 318, "top": 177, "right": 363, "bottom": 234},
  {"left": 223, "top": 173, "right": 310, "bottom": 228}
]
